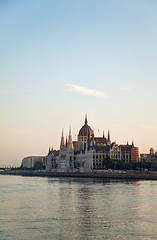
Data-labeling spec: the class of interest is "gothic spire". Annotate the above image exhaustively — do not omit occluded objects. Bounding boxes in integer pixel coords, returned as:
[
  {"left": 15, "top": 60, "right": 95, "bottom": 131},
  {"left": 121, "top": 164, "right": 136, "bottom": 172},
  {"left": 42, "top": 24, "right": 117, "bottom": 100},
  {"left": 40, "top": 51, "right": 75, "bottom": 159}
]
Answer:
[
  {"left": 69, "top": 126, "right": 72, "bottom": 143},
  {"left": 132, "top": 140, "right": 134, "bottom": 147},
  {"left": 107, "top": 130, "right": 110, "bottom": 142},
  {"left": 66, "top": 136, "right": 68, "bottom": 147},
  {"left": 68, "top": 126, "right": 73, "bottom": 151},
  {"left": 48, "top": 146, "right": 51, "bottom": 155},
  {"left": 92, "top": 129, "right": 94, "bottom": 140},
  {"left": 60, "top": 128, "right": 65, "bottom": 150},
  {"left": 103, "top": 131, "right": 105, "bottom": 138}
]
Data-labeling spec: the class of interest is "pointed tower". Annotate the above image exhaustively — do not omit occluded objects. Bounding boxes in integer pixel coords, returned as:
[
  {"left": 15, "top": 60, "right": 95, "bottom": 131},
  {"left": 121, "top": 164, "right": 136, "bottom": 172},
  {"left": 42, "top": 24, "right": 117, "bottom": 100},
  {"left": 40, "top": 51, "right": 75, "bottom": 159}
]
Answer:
[
  {"left": 68, "top": 126, "right": 73, "bottom": 151},
  {"left": 66, "top": 136, "right": 68, "bottom": 147},
  {"left": 48, "top": 146, "right": 51, "bottom": 155},
  {"left": 92, "top": 129, "right": 95, "bottom": 141},
  {"left": 107, "top": 130, "right": 111, "bottom": 143},
  {"left": 103, "top": 131, "right": 105, "bottom": 138},
  {"left": 132, "top": 140, "right": 134, "bottom": 147},
  {"left": 127, "top": 141, "right": 129, "bottom": 145},
  {"left": 60, "top": 129, "right": 66, "bottom": 150}
]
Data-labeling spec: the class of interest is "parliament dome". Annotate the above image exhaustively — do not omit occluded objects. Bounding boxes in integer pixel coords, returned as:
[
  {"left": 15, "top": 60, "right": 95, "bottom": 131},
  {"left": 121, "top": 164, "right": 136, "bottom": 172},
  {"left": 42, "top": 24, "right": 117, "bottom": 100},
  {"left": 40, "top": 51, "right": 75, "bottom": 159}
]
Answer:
[{"left": 78, "top": 116, "right": 93, "bottom": 137}]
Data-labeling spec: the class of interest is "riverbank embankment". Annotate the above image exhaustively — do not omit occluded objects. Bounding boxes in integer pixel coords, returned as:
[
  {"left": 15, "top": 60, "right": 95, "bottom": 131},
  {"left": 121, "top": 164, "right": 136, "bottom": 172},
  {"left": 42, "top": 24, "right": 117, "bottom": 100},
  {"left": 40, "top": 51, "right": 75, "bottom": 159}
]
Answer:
[{"left": 1, "top": 170, "right": 157, "bottom": 180}]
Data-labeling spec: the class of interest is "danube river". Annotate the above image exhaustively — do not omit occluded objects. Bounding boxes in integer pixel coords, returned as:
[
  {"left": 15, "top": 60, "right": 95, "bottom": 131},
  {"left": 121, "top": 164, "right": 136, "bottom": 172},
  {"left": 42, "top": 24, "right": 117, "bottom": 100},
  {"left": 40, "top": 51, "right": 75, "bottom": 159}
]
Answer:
[{"left": 0, "top": 175, "right": 157, "bottom": 240}]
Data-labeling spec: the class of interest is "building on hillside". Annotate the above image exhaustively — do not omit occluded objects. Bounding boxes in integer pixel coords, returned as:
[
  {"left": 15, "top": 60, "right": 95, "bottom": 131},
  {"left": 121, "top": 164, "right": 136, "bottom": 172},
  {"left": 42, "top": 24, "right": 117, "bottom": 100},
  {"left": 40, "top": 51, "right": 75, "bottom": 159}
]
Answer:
[
  {"left": 140, "top": 148, "right": 155, "bottom": 162},
  {"left": 46, "top": 116, "right": 139, "bottom": 172}
]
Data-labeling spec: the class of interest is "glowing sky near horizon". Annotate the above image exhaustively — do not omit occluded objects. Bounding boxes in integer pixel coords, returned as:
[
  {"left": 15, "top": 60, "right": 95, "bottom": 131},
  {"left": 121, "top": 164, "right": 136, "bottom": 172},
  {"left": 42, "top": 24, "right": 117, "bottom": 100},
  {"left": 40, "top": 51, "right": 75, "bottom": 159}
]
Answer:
[{"left": 0, "top": 0, "right": 157, "bottom": 166}]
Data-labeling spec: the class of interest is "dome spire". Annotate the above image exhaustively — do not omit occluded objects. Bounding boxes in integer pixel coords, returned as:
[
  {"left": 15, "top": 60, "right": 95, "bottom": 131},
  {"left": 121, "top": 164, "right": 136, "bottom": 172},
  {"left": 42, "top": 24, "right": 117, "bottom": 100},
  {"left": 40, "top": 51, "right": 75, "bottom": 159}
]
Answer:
[
  {"left": 85, "top": 114, "right": 88, "bottom": 125},
  {"left": 78, "top": 115, "right": 93, "bottom": 137}
]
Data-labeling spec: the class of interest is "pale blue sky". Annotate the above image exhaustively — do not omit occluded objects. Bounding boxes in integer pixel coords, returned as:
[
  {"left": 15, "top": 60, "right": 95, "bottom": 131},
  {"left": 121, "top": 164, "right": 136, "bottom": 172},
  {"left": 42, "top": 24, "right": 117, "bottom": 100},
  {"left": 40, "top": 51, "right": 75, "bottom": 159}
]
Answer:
[{"left": 0, "top": 0, "right": 157, "bottom": 166}]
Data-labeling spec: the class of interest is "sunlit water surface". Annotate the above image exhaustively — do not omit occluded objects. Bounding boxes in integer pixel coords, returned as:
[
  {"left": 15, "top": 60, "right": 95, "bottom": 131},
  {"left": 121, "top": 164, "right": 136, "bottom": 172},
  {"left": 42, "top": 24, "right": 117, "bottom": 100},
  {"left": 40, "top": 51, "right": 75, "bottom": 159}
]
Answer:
[{"left": 0, "top": 175, "right": 157, "bottom": 240}]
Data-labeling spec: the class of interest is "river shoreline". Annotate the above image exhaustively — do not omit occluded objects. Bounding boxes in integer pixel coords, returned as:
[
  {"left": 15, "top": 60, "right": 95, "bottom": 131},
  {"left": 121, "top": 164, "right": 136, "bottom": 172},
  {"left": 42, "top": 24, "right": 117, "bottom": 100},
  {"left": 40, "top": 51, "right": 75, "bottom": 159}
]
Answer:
[{"left": 1, "top": 170, "right": 157, "bottom": 180}]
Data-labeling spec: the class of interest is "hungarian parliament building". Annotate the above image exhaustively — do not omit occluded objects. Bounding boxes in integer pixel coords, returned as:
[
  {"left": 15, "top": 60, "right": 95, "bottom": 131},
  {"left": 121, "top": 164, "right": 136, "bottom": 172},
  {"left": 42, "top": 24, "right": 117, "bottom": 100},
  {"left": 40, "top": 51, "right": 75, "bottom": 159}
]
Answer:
[{"left": 45, "top": 116, "right": 139, "bottom": 172}]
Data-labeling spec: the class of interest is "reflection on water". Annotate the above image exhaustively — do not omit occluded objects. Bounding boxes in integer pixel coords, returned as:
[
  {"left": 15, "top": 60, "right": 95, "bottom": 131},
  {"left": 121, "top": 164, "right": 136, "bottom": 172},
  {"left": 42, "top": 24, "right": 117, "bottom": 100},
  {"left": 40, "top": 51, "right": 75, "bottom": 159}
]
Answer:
[{"left": 0, "top": 175, "right": 157, "bottom": 240}]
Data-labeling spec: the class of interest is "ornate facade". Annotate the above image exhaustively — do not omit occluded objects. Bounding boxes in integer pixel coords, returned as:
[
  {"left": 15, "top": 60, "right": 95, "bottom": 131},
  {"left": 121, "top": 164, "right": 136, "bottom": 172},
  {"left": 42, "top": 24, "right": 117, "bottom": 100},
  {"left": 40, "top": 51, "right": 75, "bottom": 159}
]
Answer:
[{"left": 46, "top": 116, "right": 139, "bottom": 172}]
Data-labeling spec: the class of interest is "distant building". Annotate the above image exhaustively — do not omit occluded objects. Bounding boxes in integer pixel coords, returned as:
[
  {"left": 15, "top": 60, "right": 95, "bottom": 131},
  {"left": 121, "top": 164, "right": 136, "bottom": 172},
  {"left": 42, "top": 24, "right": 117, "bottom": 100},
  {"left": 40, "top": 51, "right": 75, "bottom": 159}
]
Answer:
[
  {"left": 21, "top": 156, "right": 45, "bottom": 169},
  {"left": 150, "top": 148, "right": 155, "bottom": 155},
  {"left": 46, "top": 116, "right": 139, "bottom": 172},
  {"left": 150, "top": 153, "right": 157, "bottom": 169},
  {"left": 140, "top": 153, "right": 150, "bottom": 162},
  {"left": 149, "top": 148, "right": 157, "bottom": 169},
  {"left": 140, "top": 148, "right": 157, "bottom": 169}
]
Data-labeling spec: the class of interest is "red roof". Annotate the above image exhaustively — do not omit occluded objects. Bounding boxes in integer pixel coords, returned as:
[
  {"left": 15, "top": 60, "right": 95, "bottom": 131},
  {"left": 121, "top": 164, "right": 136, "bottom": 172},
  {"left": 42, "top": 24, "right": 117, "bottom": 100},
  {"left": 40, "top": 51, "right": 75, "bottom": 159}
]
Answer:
[
  {"left": 94, "top": 145, "right": 110, "bottom": 151},
  {"left": 78, "top": 123, "right": 93, "bottom": 137},
  {"left": 94, "top": 137, "right": 107, "bottom": 144}
]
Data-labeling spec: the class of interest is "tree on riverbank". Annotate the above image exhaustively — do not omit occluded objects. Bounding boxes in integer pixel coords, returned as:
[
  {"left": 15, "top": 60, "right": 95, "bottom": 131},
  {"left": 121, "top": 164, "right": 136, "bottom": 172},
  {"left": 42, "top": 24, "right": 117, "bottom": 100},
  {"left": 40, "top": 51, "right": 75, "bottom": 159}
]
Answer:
[
  {"left": 103, "top": 157, "right": 113, "bottom": 169},
  {"left": 115, "top": 160, "right": 125, "bottom": 170}
]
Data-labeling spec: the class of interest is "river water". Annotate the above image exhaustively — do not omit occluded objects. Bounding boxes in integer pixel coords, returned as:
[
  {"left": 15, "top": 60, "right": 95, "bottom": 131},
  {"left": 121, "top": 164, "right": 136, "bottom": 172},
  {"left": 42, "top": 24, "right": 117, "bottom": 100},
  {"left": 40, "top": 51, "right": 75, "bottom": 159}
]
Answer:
[{"left": 0, "top": 175, "right": 157, "bottom": 240}]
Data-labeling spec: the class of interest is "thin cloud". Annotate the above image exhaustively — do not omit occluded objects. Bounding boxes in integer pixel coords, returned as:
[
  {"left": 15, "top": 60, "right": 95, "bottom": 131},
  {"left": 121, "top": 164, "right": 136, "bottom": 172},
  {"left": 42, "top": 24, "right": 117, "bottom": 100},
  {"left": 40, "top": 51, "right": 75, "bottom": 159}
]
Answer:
[
  {"left": 40, "top": 119, "right": 49, "bottom": 124},
  {"left": 65, "top": 83, "right": 106, "bottom": 98},
  {"left": 140, "top": 125, "right": 157, "bottom": 131},
  {"left": 120, "top": 87, "right": 131, "bottom": 91}
]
